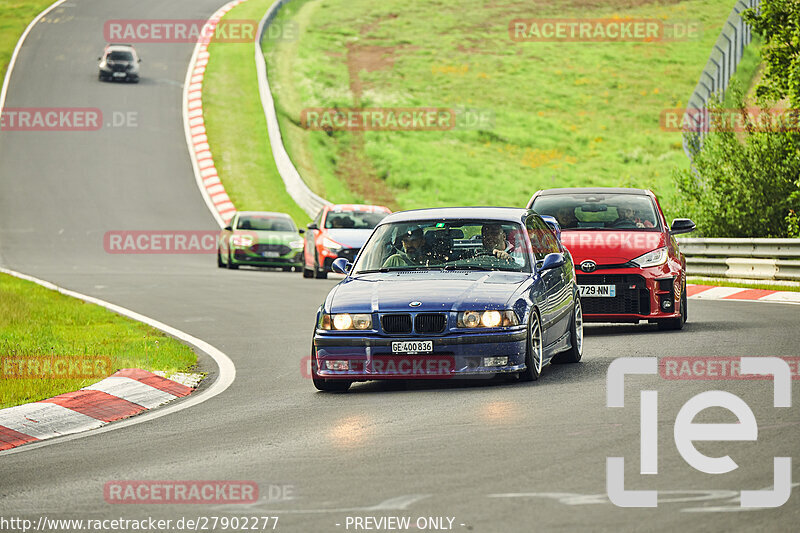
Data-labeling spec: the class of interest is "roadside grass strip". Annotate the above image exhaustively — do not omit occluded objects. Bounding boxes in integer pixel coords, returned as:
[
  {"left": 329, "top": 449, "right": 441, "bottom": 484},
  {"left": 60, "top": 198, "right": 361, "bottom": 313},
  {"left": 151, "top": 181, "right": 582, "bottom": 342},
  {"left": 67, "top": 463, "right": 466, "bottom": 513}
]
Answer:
[
  {"left": 0, "top": 272, "right": 199, "bottom": 409},
  {"left": 196, "top": 0, "right": 309, "bottom": 227},
  {"left": 0, "top": 369, "right": 194, "bottom": 451}
]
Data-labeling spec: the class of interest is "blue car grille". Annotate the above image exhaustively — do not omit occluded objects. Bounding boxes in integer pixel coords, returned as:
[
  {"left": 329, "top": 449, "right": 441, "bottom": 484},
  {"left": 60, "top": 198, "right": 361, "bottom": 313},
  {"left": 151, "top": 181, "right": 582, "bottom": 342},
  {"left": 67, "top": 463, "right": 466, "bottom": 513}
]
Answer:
[
  {"left": 381, "top": 314, "right": 413, "bottom": 334},
  {"left": 414, "top": 313, "right": 446, "bottom": 334},
  {"left": 381, "top": 313, "right": 447, "bottom": 334}
]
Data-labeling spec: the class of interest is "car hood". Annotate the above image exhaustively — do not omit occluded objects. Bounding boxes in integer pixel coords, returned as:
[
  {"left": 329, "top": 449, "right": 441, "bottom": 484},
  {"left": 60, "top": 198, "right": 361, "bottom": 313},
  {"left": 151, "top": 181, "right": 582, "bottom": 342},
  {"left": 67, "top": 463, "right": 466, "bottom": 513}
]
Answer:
[
  {"left": 327, "top": 271, "right": 531, "bottom": 313},
  {"left": 560, "top": 230, "right": 666, "bottom": 265},
  {"left": 324, "top": 229, "right": 374, "bottom": 249}
]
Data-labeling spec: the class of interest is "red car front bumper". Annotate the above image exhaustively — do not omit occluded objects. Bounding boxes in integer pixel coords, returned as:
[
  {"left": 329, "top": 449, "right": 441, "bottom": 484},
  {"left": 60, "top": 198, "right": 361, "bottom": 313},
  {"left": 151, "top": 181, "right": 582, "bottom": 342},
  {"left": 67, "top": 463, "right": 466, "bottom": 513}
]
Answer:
[{"left": 577, "top": 265, "right": 683, "bottom": 323}]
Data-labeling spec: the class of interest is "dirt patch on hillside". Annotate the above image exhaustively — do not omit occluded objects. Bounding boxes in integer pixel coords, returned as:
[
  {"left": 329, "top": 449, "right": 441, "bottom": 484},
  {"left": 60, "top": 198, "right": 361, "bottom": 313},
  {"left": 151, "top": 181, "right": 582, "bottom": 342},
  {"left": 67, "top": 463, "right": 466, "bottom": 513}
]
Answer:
[{"left": 333, "top": 20, "right": 402, "bottom": 209}]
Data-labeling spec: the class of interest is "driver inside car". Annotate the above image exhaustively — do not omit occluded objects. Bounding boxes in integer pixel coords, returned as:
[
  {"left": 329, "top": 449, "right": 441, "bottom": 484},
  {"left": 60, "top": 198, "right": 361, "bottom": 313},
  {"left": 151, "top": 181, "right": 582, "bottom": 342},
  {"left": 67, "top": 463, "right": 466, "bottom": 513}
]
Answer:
[{"left": 382, "top": 226, "right": 431, "bottom": 268}]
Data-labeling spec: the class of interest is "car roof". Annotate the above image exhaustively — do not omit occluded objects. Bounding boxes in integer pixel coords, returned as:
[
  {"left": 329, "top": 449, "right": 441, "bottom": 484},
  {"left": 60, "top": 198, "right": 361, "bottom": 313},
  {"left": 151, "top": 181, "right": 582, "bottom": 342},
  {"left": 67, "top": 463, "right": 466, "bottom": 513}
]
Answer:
[
  {"left": 536, "top": 187, "right": 652, "bottom": 196},
  {"left": 235, "top": 211, "right": 292, "bottom": 218},
  {"left": 380, "top": 207, "right": 530, "bottom": 225},
  {"left": 105, "top": 44, "right": 136, "bottom": 53},
  {"left": 325, "top": 204, "right": 391, "bottom": 212}
]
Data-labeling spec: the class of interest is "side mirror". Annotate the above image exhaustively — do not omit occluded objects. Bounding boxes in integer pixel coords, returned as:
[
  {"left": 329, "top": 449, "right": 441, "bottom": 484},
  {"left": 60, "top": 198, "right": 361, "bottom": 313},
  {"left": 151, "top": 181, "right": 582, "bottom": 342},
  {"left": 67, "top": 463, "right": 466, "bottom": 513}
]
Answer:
[
  {"left": 97, "top": 56, "right": 102, "bottom": 61},
  {"left": 307, "top": 223, "right": 318, "bottom": 231},
  {"left": 540, "top": 252, "right": 565, "bottom": 271},
  {"left": 331, "top": 257, "right": 352, "bottom": 274},
  {"left": 298, "top": 228, "right": 305, "bottom": 234},
  {"left": 138, "top": 58, "right": 142, "bottom": 63},
  {"left": 669, "top": 218, "right": 696, "bottom": 235},
  {"left": 224, "top": 225, "right": 232, "bottom": 231}
]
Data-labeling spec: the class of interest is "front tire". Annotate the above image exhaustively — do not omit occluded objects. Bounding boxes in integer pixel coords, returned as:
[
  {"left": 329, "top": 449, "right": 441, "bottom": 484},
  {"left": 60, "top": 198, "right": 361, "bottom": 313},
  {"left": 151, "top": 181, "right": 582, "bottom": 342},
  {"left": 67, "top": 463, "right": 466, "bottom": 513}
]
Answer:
[
  {"left": 519, "top": 310, "right": 543, "bottom": 382},
  {"left": 553, "top": 297, "right": 583, "bottom": 364},
  {"left": 226, "top": 251, "right": 239, "bottom": 270},
  {"left": 217, "top": 249, "right": 224, "bottom": 268},
  {"left": 314, "top": 253, "right": 328, "bottom": 279}
]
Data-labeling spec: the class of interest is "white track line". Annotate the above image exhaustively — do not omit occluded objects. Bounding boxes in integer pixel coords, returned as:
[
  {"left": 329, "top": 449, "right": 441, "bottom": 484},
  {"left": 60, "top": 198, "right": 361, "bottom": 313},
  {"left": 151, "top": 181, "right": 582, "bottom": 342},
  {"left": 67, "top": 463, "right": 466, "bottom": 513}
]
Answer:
[
  {"left": 0, "top": 267, "right": 236, "bottom": 456},
  {"left": 0, "top": 0, "right": 69, "bottom": 114}
]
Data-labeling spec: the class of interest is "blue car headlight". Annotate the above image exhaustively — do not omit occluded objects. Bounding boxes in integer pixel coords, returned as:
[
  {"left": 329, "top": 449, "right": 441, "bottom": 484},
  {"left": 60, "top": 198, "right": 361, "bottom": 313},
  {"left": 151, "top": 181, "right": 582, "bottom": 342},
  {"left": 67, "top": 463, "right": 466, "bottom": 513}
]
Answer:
[
  {"left": 319, "top": 313, "right": 372, "bottom": 330},
  {"left": 457, "top": 310, "right": 519, "bottom": 328}
]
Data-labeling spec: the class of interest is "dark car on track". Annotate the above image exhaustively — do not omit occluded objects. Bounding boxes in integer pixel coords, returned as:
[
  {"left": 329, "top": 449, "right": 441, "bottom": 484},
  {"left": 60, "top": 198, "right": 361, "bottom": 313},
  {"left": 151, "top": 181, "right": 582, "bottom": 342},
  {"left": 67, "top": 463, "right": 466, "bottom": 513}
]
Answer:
[
  {"left": 98, "top": 44, "right": 141, "bottom": 83},
  {"left": 303, "top": 204, "right": 391, "bottom": 279},
  {"left": 527, "top": 187, "right": 695, "bottom": 330},
  {"left": 310, "top": 207, "right": 583, "bottom": 392}
]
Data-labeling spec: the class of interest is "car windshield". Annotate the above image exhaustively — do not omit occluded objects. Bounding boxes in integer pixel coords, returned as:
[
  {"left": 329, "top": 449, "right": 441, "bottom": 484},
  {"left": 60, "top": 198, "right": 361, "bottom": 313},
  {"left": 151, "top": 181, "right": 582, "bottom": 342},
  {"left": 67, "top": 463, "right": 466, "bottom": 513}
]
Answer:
[
  {"left": 108, "top": 51, "right": 134, "bottom": 61},
  {"left": 353, "top": 219, "right": 532, "bottom": 274},
  {"left": 531, "top": 193, "right": 660, "bottom": 230},
  {"left": 324, "top": 210, "right": 387, "bottom": 229},
  {"left": 236, "top": 215, "right": 296, "bottom": 232}
]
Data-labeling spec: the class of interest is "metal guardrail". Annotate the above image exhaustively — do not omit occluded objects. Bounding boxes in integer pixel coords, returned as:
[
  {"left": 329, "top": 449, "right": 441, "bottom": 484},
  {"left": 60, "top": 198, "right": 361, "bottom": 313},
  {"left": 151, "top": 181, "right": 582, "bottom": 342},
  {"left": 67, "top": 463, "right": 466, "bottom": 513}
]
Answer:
[
  {"left": 678, "top": 237, "right": 800, "bottom": 281},
  {"left": 682, "top": 0, "right": 760, "bottom": 160},
  {"left": 255, "top": 0, "right": 330, "bottom": 218}
]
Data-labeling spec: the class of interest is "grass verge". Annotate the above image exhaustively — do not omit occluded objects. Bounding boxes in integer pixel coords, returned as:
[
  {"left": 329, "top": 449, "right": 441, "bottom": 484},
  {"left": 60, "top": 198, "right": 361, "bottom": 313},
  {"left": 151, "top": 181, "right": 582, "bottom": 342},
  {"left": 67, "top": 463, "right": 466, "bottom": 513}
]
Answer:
[
  {"left": 0, "top": 273, "right": 198, "bottom": 409},
  {"left": 202, "top": 0, "right": 310, "bottom": 226},
  {"left": 262, "top": 0, "right": 747, "bottom": 219},
  {"left": 0, "top": 0, "right": 57, "bottom": 87},
  {"left": 688, "top": 277, "right": 800, "bottom": 293}
]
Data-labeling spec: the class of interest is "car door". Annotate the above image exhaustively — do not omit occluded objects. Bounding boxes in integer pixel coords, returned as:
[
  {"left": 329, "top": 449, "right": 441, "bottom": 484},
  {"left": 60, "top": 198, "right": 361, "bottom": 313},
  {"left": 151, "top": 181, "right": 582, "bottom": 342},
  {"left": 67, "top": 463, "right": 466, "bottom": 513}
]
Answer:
[
  {"left": 527, "top": 215, "right": 559, "bottom": 346},
  {"left": 305, "top": 209, "right": 323, "bottom": 267}
]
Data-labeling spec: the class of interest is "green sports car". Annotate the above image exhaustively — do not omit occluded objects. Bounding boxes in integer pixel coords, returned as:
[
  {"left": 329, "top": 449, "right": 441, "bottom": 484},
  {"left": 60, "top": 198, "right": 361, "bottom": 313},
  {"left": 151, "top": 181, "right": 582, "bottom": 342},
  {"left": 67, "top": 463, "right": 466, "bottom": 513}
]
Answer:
[{"left": 217, "top": 211, "right": 305, "bottom": 270}]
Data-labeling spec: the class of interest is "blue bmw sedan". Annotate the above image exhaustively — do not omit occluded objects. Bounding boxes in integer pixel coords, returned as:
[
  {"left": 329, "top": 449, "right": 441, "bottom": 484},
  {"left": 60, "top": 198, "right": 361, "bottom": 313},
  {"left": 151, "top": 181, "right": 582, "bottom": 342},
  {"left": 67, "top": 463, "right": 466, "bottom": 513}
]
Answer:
[{"left": 311, "top": 207, "right": 583, "bottom": 392}]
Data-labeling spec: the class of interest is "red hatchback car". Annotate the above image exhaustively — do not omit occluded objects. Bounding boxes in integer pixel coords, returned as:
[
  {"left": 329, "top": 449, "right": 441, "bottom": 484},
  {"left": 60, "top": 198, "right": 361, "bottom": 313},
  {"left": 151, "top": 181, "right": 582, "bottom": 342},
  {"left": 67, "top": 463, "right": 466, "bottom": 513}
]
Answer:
[
  {"left": 527, "top": 188, "right": 695, "bottom": 330},
  {"left": 303, "top": 204, "right": 391, "bottom": 279}
]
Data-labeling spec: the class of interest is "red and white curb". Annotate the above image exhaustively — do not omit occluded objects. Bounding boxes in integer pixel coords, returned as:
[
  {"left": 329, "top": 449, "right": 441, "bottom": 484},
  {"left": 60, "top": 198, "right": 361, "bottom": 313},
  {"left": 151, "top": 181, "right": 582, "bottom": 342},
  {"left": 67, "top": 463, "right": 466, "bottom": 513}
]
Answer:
[
  {"left": 0, "top": 369, "right": 198, "bottom": 451},
  {"left": 183, "top": 0, "right": 248, "bottom": 228},
  {"left": 687, "top": 284, "right": 800, "bottom": 304}
]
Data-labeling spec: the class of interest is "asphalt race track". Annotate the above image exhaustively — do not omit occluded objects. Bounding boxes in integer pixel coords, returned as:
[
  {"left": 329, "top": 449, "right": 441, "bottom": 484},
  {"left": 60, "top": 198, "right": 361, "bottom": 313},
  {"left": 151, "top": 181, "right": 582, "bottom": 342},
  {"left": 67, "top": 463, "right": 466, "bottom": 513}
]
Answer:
[{"left": 1, "top": 1, "right": 799, "bottom": 532}]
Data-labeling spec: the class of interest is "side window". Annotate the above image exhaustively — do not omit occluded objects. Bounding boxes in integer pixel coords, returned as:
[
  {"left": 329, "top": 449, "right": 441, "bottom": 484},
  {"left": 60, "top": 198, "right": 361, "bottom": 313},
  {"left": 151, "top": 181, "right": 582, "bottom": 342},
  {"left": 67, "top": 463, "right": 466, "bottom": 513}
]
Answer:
[{"left": 526, "top": 215, "right": 559, "bottom": 261}]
